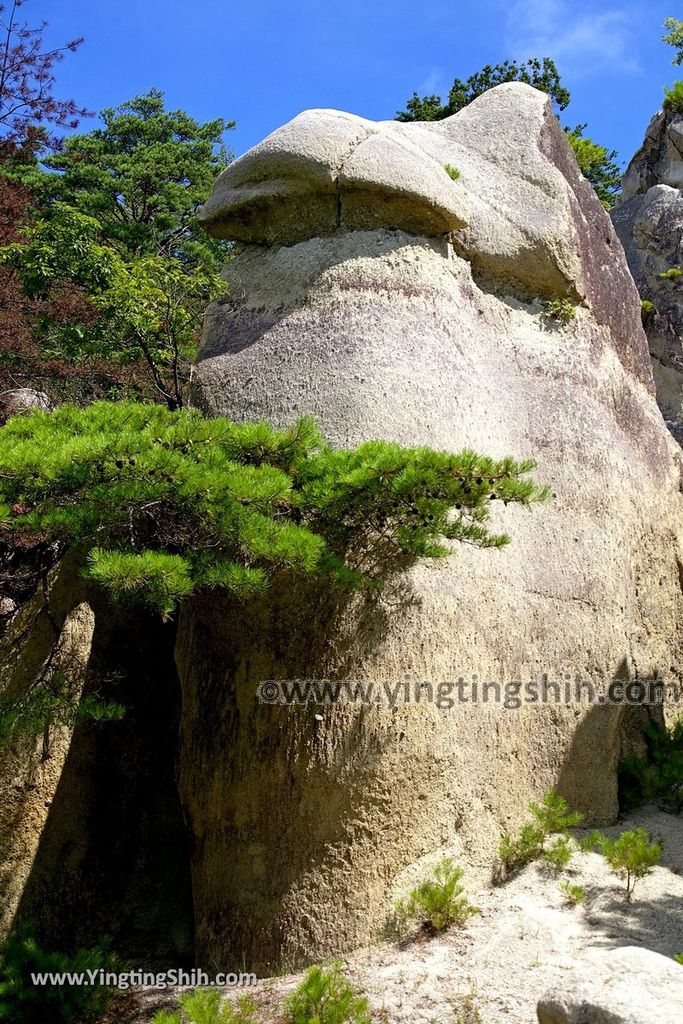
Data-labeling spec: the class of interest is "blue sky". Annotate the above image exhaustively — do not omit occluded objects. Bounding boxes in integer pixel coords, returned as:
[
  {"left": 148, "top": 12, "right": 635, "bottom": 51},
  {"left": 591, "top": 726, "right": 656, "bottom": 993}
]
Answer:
[{"left": 44, "top": 0, "right": 677, "bottom": 170}]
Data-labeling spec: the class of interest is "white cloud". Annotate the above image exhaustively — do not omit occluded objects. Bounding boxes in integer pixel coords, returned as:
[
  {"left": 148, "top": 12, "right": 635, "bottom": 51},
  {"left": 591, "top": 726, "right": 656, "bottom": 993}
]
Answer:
[
  {"left": 418, "top": 69, "right": 447, "bottom": 96},
  {"left": 505, "top": 0, "right": 640, "bottom": 76}
]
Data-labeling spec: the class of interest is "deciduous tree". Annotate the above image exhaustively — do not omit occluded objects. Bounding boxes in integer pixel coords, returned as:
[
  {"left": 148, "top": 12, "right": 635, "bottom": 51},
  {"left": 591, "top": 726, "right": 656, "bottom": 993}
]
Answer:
[
  {"left": 0, "top": 0, "right": 90, "bottom": 154},
  {"left": 664, "top": 17, "right": 683, "bottom": 65}
]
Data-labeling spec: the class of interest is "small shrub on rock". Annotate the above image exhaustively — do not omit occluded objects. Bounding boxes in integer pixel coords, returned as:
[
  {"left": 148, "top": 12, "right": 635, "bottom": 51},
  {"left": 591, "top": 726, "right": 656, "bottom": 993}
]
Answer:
[
  {"left": 444, "top": 164, "right": 461, "bottom": 181},
  {"left": 659, "top": 265, "right": 682, "bottom": 280},
  {"left": 542, "top": 298, "right": 577, "bottom": 322},
  {"left": 498, "top": 823, "right": 545, "bottom": 873},
  {"left": 394, "top": 857, "right": 480, "bottom": 935},
  {"left": 284, "top": 962, "right": 370, "bottom": 1024},
  {"left": 544, "top": 835, "right": 574, "bottom": 872},
  {"left": 664, "top": 81, "right": 683, "bottom": 113},
  {"left": 498, "top": 789, "right": 583, "bottom": 878},
  {"left": 531, "top": 789, "right": 584, "bottom": 835},
  {"left": 577, "top": 830, "right": 607, "bottom": 853}
]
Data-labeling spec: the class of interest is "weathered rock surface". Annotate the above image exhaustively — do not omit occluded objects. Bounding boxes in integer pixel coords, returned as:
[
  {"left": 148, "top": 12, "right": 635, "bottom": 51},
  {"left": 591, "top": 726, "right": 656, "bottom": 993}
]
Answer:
[
  {"left": 182, "top": 83, "right": 683, "bottom": 970},
  {"left": 0, "top": 557, "right": 94, "bottom": 936},
  {"left": 612, "top": 110, "right": 683, "bottom": 442},
  {"left": 0, "top": 562, "right": 194, "bottom": 962},
  {"left": 537, "top": 946, "right": 683, "bottom": 1024}
]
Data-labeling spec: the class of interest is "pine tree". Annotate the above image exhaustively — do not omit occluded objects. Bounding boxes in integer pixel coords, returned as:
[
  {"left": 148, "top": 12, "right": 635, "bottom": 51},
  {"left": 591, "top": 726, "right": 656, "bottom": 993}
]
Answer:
[{"left": 0, "top": 402, "right": 548, "bottom": 619}]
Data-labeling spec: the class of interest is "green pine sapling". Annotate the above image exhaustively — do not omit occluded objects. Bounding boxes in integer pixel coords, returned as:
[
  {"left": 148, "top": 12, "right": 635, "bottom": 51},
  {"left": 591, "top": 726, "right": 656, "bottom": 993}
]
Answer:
[
  {"left": 498, "top": 789, "right": 583, "bottom": 877},
  {"left": 600, "top": 829, "right": 662, "bottom": 901},
  {"left": 284, "top": 962, "right": 370, "bottom": 1024},
  {"left": 393, "top": 857, "right": 479, "bottom": 935}
]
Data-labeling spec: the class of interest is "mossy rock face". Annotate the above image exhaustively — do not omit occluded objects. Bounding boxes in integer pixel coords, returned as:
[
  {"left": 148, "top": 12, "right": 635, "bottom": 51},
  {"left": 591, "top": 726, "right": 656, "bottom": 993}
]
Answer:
[{"left": 181, "top": 86, "right": 683, "bottom": 970}]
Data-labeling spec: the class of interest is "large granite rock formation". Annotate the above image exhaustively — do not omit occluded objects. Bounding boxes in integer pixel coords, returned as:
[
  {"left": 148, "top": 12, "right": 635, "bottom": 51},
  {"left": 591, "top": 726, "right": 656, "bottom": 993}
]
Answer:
[
  {"left": 179, "top": 83, "right": 683, "bottom": 970},
  {"left": 612, "top": 109, "right": 683, "bottom": 442}
]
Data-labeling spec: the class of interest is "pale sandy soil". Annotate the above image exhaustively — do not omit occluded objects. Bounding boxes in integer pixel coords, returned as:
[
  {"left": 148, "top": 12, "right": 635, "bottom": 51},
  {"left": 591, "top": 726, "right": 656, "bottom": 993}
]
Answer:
[{"left": 123, "top": 807, "right": 682, "bottom": 1024}]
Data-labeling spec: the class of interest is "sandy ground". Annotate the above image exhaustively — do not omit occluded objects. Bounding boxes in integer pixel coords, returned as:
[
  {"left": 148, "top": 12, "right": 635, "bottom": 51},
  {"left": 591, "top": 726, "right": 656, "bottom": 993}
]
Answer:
[{"left": 123, "top": 807, "right": 682, "bottom": 1024}]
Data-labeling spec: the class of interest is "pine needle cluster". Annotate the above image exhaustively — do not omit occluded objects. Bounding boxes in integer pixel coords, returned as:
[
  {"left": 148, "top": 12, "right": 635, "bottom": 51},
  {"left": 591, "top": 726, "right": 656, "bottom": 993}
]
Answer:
[{"left": 0, "top": 402, "right": 548, "bottom": 617}]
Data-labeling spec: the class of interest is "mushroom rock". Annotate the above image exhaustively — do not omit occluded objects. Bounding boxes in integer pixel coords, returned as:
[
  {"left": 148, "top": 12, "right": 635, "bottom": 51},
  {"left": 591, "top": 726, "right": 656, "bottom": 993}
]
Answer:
[{"left": 175, "top": 84, "right": 683, "bottom": 971}]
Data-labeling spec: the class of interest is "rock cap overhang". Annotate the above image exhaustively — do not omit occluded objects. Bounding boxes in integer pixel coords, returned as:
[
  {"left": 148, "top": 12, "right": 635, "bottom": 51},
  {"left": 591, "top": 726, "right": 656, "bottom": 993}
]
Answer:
[
  {"left": 199, "top": 82, "right": 653, "bottom": 386},
  {"left": 198, "top": 106, "right": 469, "bottom": 244}
]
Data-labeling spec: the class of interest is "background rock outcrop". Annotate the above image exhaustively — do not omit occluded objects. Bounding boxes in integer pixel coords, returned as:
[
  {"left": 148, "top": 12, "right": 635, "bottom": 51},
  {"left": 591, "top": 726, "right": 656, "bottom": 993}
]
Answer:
[
  {"left": 612, "top": 109, "right": 683, "bottom": 443},
  {"left": 180, "top": 83, "right": 683, "bottom": 970}
]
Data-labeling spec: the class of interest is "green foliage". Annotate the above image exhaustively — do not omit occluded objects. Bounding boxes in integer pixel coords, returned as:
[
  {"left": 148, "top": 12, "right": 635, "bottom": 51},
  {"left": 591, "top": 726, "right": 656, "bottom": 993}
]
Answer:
[
  {"left": 393, "top": 858, "right": 480, "bottom": 934},
  {"left": 0, "top": 204, "right": 226, "bottom": 408},
  {"left": 2, "top": 91, "right": 234, "bottom": 407},
  {"left": 444, "top": 164, "right": 461, "bottom": 181},
  {"left": 542, "top": 298, "right": 577, "bottom": 322},
  {"left": 498, "top": 823, "right": 546, "bottom": 873},
  {"left": 0, "top": 923, "right": 117, "bottom": 1024},
  {"left": 659, "top": 265, "right": 682, "bottom": 280},
  {"left": 641, "top": 299, "right": 656, "bottom": 322},
  {"left": 558, "top": 881, "right": 586, "bottom": 906},
  {"left": 601, "top": 829, "right": 662, "bottom": 901},
  {"left": 0, "top": 402, "right": 547, "bottom": 618},
  {"left": 529, "top": 790, "right": 584, "bottom": 835},
  {"left": 664, "top": 81, "right": 683, "bottom": 114},
  {"left": 284, "top": 962, "right": 370, "bottom": 1024},
  {"left": 664, "top": 18, "right": 683, "bottom": 65},
  {"left": 498, "top": 789, "right": 583, "bottom": 877},
  {"left": 151, "top": 991, "right": 258, "bottom": 1024},
  {"left": 0, "top": 670, "right": 125, "bottom": 751},
  {"left": 13, "top": 89, "right": 233, "bottom": 268},
  {"left": 577, "top": 830, "right": 607, "bottom": 854},
  {"left": 544, "top": 835, "right": 574, "bottom": 872},
  {"left": 618, "top": 718, "right": 683, "bottom": 813},
  {"left": 396, "top": 57, "right": 570, "bottom": 121},
  {"left": 674, "top": 953, "right": 683, "bottom": 966},
  {"left": 564, "top": 125, "right": 622, "bottom": 210}
]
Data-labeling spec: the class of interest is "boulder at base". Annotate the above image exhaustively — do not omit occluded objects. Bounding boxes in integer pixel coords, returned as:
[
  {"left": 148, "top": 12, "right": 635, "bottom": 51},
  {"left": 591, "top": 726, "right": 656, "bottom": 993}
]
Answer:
[
  {"left": 537, "top": 946, "right": 683, "bottom": 1024},
  {"left": 179, "top": 83, "right": 683, "bottom": 971}
]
